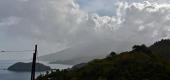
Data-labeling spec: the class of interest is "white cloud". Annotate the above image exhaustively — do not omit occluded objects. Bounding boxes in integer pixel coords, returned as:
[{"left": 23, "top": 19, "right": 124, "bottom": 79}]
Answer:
[{"left": 1, "top": 0, "right": 170, "bottom": 59}]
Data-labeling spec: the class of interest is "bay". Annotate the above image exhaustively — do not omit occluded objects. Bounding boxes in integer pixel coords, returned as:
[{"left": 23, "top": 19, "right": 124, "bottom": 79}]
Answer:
[{"left": 0, "top": 60, "right": 72, "bottom": 80}]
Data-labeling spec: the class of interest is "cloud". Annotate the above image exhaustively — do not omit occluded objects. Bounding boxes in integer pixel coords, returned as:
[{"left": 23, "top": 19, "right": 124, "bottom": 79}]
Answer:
[{"left": 1, "top": 0, "right": 170, "bottom": 60}]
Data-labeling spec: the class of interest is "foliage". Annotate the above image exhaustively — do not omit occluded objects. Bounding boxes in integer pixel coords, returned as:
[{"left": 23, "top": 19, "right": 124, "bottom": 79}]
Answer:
[
  {"left": 36, "top": 40, "right": 170, "bottom": 80},
  {"left": 106, "top": 51, "right": 116, "bottom": 58},
  {"left": 150, "top": 39, "right": 170, "bottom": 59}
]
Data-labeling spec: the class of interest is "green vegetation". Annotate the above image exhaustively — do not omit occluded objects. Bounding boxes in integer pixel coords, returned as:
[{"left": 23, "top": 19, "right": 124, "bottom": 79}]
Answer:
[
  {"left": 8, "top": 62, "right": 51, "bottom": 72},
  {"left": 36, "top": 39, "right": 170, "bottom": 80},
  {"left": 150, "top": 39, "right": 170, "bottom": 59}
]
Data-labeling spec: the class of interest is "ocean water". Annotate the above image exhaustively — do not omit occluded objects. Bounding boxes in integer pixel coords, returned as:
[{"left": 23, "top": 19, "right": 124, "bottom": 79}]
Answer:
[{"left": 0, "top": 60, "right": 72, "bottom": 80}]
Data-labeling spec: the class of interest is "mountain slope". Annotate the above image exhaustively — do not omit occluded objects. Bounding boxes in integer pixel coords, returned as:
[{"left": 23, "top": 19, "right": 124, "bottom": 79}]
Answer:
[
  {"left": 39, "top": 40, "right": 132, "bottom": 65},
  {"left": 150, "top": 39, "right": 170, "bottom": 59},
  {"left": 36, "top": 44, "right": 170, "bottom": 80}
]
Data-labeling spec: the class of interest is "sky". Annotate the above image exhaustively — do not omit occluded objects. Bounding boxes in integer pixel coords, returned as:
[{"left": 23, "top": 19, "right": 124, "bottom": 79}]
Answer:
[{"left": 1, "top": 0, "right": 170, "bottom": 60}]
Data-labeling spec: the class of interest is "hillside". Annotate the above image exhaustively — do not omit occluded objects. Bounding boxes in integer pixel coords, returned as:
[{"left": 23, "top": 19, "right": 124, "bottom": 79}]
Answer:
[
  {"left": 39, "top": 40, "right": 131, "bottom": 65},
  {"left": 36, "top": 41, "right": 170, "bottom": 80},
  {"left": 150, "top": 39, "right": 170, "bottom": 59}
]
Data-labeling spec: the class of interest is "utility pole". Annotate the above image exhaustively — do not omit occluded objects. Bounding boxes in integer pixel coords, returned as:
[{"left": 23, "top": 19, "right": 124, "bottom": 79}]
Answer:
[{"left": 31, "top": 45, "right": 37, "bottom": 80}]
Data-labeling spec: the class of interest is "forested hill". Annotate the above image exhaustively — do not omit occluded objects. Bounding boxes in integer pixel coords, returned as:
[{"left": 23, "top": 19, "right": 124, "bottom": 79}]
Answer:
[
  {"left": 150, "top": 39, "right": 170, "bottom": 59},
  {"left": 36, "top": 39, "right": 170, "bottom": 80}
]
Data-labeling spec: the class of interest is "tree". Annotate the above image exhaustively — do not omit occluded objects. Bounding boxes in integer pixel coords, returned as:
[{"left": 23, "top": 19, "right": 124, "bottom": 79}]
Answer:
[
  {"left": 132, "top": 44, "right": 151, "bottom": 53},
  {"left": 107, "top": 51, "right": 116, "bottom": 58}
]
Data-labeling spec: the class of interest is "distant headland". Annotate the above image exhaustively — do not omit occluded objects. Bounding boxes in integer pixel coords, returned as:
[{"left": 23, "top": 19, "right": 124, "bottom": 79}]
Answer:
[{"left": 8, "top": 62, "right": 51, "bottom": 72}]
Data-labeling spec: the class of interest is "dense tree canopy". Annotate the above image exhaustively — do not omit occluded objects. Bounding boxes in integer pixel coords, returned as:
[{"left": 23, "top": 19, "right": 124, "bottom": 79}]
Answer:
[{"left": 36, "top": 39, "right": 170, "bottom": 80}]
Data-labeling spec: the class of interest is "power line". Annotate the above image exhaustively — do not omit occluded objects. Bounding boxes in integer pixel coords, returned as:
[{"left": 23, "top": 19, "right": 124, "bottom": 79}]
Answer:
[
  {"left": 0, "top": 50, "right": 34, "bottom": 53},
  {"left": 0, "top": 45, "right": 39, "bottom": 80}
]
